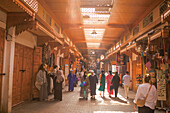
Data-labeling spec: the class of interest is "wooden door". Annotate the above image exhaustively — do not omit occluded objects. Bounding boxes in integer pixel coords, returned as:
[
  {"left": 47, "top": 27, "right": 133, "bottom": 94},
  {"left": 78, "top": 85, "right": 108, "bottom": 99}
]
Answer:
[
  {"left": 0, "top": 28, "right": 5, "bottom": 107},
  {"left": 12, "top": 43, "right": 33, "bottom": 106},
  {"left": 132, "top": 61, "right": 137, "bottom": 92},
  {"left": 12, "top": 43, "right": 24, "bottom": 105},
  {"left": 22, "top": 46, "right": 33, "bottom": 101},
  {"left": 32, "top": 47, "right": 42, "bottom": 98}
]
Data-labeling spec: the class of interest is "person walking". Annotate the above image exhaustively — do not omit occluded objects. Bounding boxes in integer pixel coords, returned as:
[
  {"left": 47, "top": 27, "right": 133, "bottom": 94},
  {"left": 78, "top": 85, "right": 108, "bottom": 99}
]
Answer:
[
  {"left": 35, "top": 64, "right": 48, "bottom": 101},
  {"left": 80, "top": 68, "right": 86, "bottom": 77},
  {"left": 47, "top": 66, "right": 54, "bottom": 94},
  {"left": 98, "top": 70, "right": 105, "bottom": 97},
  {"left": 123, "top": 71, "right": 132, "bottom": 99},
  {"left": 80, "top": 71, "right": 90, "bottom": 100},
  {"left": 134, "top": 74, "right": 157, "bottom": 113},
  {"left": 53, "top": 70, "right": 64, "bottom": 101},
  {"left": 51, "top": 65, "right": 59, "bottom": 94},
  {"left": 106, "top": 71, "right": 113, "bottom": 97},
  {"left": 59, "top": 66, "right": 65, "bottom": 89},
  {"left": 67, "top": 70, "right": 76, "bottom": 91},
  {"left": 45, "top": 65, "right": 51, "bottom": 95},
  {"left": 110, "top": 72, "right": 120, "bottom": 98},
  {"left": 89, "top": 70, "right": 98, "bottom": 100}
]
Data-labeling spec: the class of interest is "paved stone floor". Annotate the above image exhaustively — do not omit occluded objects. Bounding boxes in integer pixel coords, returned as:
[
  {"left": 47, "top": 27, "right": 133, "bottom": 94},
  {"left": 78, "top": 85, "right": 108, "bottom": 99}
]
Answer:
[{"left": 12, "top": 84, "right": 165, "bottom": 113}]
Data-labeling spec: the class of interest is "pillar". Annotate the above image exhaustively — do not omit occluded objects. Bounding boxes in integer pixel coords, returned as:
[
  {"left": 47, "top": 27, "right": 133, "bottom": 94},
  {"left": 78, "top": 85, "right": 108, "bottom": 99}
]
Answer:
[
  {"left": 129, "top": 57, "right": 133, "bottom": 89},
  {"left": 57, "top": 49, "right": 60, "bottom": 66},
  {"left": 0, "top": 27, "right": 15, "bottom": 113}
]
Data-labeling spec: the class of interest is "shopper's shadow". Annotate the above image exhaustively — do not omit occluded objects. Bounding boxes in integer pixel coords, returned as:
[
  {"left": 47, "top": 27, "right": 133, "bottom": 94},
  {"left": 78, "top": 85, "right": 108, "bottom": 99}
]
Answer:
[
  {"left": 110, "top": 97, "right": 127, "bottom": 104},
  {"left": 101, "top": 96, "right": 111, "bottom": 101}
]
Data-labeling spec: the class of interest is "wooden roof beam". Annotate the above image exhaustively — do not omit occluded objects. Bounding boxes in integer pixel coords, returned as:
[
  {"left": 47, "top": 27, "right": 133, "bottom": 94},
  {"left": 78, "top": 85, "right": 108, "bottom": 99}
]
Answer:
[
  {"left": 62, "top": 24, "right": 131, "bottom": 29},
  {"left": 80, "top": 5, "right": 113, "bottom": 8},
  {"left": 102, "top": 37, "right": 119, "bottom": 41},
  {"left": 74, "top": 40, "right": 115, "bottom": 44},
  {"left": 79, "top": 47, "right": 107, "bottom": 50}
]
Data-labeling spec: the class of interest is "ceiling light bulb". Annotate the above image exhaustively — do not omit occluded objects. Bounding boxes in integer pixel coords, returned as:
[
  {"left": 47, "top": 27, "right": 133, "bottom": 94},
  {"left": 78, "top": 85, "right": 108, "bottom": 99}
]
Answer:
[{"left": 91, "top": 30, "right": 97, "bottom": 38}]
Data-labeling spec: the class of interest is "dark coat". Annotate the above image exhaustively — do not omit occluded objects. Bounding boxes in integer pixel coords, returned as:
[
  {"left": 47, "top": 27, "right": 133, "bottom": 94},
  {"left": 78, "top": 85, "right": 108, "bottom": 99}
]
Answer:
[
  {"left": 110, "top": 75, "right": 120, "bottom": 91},
  {"left": 89, "top": 75, "right": 98, "bottom": 95}
]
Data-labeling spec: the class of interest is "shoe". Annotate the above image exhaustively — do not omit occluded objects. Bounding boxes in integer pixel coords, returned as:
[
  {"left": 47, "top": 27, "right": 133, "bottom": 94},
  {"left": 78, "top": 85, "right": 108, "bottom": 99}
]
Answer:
[
  {"left": 91, "top": 97, "right": 96, "bottom": 100},
  {"left": 83, "top": 97, "right": 88, "bottom": 100},
  {"left": 54, "top": 99, "right": 58, "bottom": 101},
  {"left": 44, "top": 99, "right": 49, "bottom": 101}
]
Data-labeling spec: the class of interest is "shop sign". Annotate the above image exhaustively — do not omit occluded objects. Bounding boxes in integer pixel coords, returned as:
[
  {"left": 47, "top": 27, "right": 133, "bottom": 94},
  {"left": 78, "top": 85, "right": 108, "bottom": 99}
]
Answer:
[
  {"left": 65, "top": 64, "right": 69, "bottom": 77},
  {"left": 23, "top": 0, "right": 38, "bottom": 13},
  {"left": 156, "top": 70, "right": 166, "bottom": 101}
]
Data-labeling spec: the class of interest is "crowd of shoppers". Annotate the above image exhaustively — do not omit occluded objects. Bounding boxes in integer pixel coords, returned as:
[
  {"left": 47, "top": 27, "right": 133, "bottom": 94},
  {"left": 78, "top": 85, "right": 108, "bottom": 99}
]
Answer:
[
  {"left": 36, "top": 64, "right": 64, "bottom": 101},
  {"left": 36, "top": 65, "right": 157, "bottom": 112}
]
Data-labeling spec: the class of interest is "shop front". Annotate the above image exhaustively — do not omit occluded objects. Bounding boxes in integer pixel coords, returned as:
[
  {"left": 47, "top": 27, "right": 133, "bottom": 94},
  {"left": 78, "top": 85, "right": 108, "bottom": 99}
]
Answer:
[{"left": 134, "top": 24, "right": 170, "bottom": 109}]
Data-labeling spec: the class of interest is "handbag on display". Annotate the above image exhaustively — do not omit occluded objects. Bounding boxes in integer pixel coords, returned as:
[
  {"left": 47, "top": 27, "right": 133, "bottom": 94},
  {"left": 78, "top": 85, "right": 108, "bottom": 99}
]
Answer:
[{"left": 136, "top": 85, "right": 152, "bottom": 107}]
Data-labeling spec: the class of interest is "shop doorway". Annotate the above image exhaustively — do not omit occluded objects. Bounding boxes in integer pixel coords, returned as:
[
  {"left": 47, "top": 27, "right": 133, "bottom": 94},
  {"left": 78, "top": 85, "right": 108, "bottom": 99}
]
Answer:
[
  {"left": 0, "top": 28, "right": 5, "bottom": 106},
  {"left": 12, "top": 43, "right": 33, "bottom": 106},
  {"left": 112, "top": 65, "right": 116, "bottom": 73}
]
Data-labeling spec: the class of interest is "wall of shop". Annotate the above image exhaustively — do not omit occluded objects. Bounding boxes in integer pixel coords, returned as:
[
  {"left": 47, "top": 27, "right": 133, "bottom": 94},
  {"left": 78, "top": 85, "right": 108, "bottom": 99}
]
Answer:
[
  {"left": 0, "top": 10, "right": 6, "bottom": 29},
  {"left": 132, "top": 53, "right": 138, "bottom": 91},
  {"left": 15, "top": 31, "right": 37, "bottom": 48}
]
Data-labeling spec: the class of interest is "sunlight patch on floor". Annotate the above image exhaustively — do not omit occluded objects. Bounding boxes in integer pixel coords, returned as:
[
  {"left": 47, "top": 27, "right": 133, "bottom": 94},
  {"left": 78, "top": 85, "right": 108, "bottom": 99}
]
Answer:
[
  {"left": 94, "top": 83, "right": 131, "bottom": 106},
  {"left": 94, "top": 111, "right": 138, "bottom": 113}
]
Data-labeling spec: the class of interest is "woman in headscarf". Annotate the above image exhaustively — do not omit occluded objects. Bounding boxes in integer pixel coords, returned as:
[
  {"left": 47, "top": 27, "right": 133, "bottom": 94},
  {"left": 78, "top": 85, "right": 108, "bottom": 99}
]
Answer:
[
  {"left": 45, "top": 64, "right": 51, "bottom": 95},
  {"left": 54, "top": 70, "right": 64, "bottom": 101},
  {"left": 106, "top": 71, "right": 113, "bottom": 97},
  {"left": 35, "top": 64, "right": 48, "bottom": 101},
  {"left": 110, "top": 72, "right": 120, "bottom": 98},
  {"left": 98, "top": 70, "right": 105, "bottom": 97},
  {"left": 50, "top": 65, "right": 58, "bottom": 94},
  {"left": 67, "top": 70, "right": 76, "bottom": 91},
  {"left": 80, "top": 71, "right": 90, "bottom": 100}
]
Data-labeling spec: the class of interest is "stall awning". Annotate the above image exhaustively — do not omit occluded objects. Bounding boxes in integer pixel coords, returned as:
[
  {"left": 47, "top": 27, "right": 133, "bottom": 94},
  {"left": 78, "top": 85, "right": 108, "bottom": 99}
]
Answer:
[
  {"left": 150, "top": 31, "right": 161, "bottom": 41},
  {"left": 120, "top": 43, "right": 136, "bottom": 54},
  {"left": 161, "top": 8, "right": 170, "bottom": 23},
  {"left": 106, "top": 47, "right": 120, "bottom": 59},
  {"left": 29, "top": 21, "right": 63, "bottom": 45}
]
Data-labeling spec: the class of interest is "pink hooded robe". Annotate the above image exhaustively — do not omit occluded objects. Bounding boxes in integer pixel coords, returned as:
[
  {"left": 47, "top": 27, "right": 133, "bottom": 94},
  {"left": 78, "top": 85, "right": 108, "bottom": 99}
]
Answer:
[{"left": 106, "top": 74, "right": 113, "bottom": 95}]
